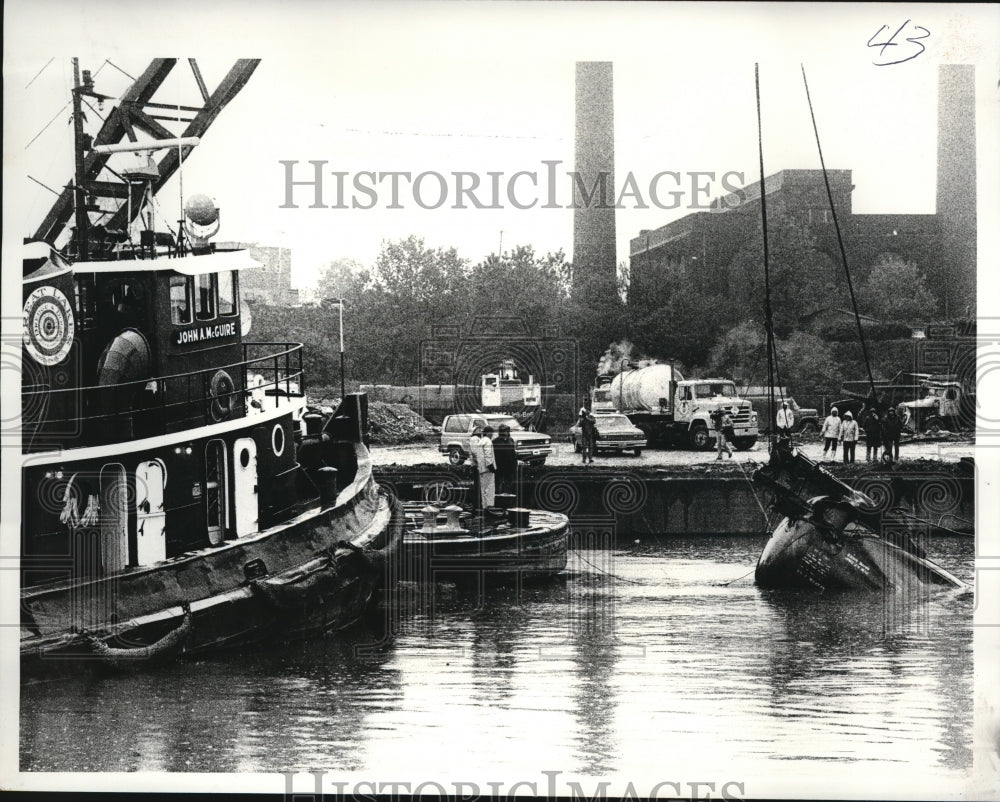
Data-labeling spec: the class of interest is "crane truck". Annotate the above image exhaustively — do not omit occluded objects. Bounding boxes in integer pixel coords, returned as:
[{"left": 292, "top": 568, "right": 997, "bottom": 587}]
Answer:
[{"left": 591, "top": 363, "right": 759, "bottom": 450}]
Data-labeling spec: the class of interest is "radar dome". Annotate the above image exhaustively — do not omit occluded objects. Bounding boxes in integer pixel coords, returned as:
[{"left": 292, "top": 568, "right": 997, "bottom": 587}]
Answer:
[{"left": 184, "top": 194, "right": 218, "bottom": 226}]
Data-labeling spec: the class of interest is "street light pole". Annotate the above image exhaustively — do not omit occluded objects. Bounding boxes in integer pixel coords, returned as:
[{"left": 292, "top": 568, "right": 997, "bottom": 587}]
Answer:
[
  {"left": 337, "top": 299, "right": 346, "bottom": 402},
  {"left": 325, "top": 297, "right": 346, "bottom": 401}
]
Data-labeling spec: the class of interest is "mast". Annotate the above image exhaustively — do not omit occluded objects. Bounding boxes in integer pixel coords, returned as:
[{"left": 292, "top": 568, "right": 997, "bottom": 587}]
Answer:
[
  {"left": 755, "top": 64, "right": 777, "bottom": 449},
  {"left": 71, "top": 58, "right": 89, "bottom": 260}
]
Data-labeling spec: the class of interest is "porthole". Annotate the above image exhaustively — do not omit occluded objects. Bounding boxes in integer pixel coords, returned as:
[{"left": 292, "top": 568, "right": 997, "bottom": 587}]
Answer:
[
  {"left": 272, "top": 423, "right": 285, "bottom": 456},
  {"left": 240, "top": 448, "right": 251, "bottom": 468}
]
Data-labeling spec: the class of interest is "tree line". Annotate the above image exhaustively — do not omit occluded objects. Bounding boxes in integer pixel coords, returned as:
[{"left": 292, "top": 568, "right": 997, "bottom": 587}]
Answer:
[{"left": 250, "top": 224, "right": 941, "bottom": 405}]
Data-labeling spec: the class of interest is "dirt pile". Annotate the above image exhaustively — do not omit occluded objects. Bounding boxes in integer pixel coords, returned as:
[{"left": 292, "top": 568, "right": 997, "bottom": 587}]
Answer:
[{"left": 366, "top": 402, "right": 436, "bottom": 445}]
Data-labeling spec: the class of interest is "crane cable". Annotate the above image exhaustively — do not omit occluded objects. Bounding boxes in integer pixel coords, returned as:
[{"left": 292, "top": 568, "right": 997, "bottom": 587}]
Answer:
[{"left": 801, "top": 65, "right": 878, "bottom": 404}]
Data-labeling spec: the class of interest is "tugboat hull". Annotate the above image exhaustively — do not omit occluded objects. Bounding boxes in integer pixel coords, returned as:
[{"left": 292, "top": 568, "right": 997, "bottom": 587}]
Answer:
[{"left": 21, "top": 469, "right": 402, "bottom": 670}]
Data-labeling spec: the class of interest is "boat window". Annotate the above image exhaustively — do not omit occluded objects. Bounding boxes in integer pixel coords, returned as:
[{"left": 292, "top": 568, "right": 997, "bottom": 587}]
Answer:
[
  {"left": 170, "top": 276, "right": 192, "bottom": 325},
  {"left": 195, "top": 273, "right": 215, "bottom": 321},
  {"left": 110, "top": 281, "right": 143, "bottom": 320},
  {"left": 218, "top": 271, "right": 236, "bottom": 316},
  {"left": 74, "top": 277, "right": 96, "bottom": 331}
]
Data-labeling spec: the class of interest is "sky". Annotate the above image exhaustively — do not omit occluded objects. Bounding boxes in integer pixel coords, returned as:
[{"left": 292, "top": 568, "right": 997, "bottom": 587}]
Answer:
[{"left": 4, "top": 2, "right": 999, "bottom": 294}]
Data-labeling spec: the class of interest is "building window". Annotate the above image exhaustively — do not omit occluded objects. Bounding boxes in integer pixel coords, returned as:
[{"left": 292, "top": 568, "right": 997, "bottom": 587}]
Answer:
[
  {"left": 218, "top": 271, "right": 236, "bottom": 316},
  {"left": 170, "top": 276, "right": 192, "bottom": 325},
  {"left": 195, "top": 273, "right": 215, "bottom": 321}
]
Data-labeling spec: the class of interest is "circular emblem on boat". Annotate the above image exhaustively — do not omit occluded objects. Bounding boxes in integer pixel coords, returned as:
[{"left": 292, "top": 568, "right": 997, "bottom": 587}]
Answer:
[
  {"left": 22, "top": 285, "right": 75, "bottom": 366},
  {"left": 272, "top": 423, "right": 285, "bottom": 456},
  {"left": 209, "top": 369, "right": 235, "bottom": 421}
]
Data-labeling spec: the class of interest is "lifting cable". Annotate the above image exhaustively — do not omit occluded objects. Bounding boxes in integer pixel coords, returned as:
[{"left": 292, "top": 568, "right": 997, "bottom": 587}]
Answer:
[{"left": 801, "top": 65, "right": 878, "bottom": 403}]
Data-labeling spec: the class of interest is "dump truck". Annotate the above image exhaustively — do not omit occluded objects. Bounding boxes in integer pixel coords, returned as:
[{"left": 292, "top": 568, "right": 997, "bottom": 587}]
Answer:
[{"left": 593, "top": 363, "right": 759, "bottom": 450}]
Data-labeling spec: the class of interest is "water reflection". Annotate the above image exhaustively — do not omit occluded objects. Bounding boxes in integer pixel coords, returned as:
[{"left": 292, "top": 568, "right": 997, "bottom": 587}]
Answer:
[
  {"left": 754, "top": 583, "right": 972, "bottom": 769},
  {"left": 20, "top": 538, "right": 974, "bottom": 782},
  {"left": 567, "top": 555, "right": 620, "bottom": 775}
]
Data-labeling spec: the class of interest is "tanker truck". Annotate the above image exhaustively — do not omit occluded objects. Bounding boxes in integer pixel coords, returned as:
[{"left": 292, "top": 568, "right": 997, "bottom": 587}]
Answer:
[{"left": 595, "top": 363, "right": 759, "bottom": 450}]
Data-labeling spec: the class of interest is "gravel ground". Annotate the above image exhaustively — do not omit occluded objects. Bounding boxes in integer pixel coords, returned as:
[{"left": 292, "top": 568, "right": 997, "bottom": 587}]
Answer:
[{"left": 370, "top": 434, "right": 975, "bottom": 468}]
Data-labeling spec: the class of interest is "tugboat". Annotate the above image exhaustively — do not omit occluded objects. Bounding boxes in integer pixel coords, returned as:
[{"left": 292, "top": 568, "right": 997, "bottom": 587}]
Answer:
[{"left": 18, "top": 59, "right": 402, "bottom": 670}]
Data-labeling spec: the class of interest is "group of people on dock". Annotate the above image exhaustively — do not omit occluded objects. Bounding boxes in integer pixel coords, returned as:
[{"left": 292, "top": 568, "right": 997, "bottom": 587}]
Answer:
[
  {"left": 818, "top": 404, "right": 903, "bottom": 464},
  {"left": 468, "top": 425, "right": 518, "bottom": 509}
]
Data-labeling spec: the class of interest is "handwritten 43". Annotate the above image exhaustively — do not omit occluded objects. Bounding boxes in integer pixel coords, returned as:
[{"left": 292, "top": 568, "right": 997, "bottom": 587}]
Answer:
[{"left": 868, "top": 20, "right": 930, "bottom": 66}]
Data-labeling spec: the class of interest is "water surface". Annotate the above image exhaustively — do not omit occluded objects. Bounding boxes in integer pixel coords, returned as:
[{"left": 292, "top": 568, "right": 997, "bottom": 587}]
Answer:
[{"left": 20, "top": 537, "right": 974, "bottom": 794}]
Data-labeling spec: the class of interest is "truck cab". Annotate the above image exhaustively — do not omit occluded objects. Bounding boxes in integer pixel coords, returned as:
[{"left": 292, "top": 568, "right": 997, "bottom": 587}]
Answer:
[{"left": 673, "top": 380, "right": 759, "bottom": 449}]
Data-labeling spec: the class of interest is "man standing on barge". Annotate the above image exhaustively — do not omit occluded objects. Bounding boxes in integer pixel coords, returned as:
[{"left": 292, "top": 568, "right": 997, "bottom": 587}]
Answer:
[{"left": 473, "top": 425, "right": 497, "bottom": 509}]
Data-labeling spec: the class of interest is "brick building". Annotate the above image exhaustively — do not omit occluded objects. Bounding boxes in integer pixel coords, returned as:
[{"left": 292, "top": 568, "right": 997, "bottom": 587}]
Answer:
[
  {"left": 628, "top": 168, "right": 944, "bottom": 324},
  {"left": 216, "top": 242, "right": 300, "bottom": 307},
  {"left": 628, "top": 64, "right": 977, "bottom": 327}
]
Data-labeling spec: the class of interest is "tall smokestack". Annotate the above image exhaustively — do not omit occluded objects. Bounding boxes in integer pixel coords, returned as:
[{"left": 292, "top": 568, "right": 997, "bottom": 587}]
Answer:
[
  {"left": 573, "top": 62, "right": 617, "bottom": 302},
  {"left": 936, "top": 64, "right": 976, "bottom": 319}
]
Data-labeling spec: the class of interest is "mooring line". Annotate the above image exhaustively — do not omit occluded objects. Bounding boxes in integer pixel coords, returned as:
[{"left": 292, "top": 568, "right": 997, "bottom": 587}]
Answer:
[
  {"left": 889, "top": 507, "right": 975, "bottom": 536},
  {"left": 724, "top": 568, "right": 756, "bottom": 586},
  {"left": 735, "top": 459, "right": 772, "bottom": 529},
  {"left": 573, "top": 549, "right": 645, "bottom": 585}
]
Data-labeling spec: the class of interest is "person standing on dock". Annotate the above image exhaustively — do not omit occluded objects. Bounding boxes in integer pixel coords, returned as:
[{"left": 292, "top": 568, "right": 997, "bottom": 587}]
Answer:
[
  {"left": 776, "top": 401, "right": 794, "bottom": 438},
  {"left": 882, "top": 406, "right": 902, "bottom": 465},
  {"left": 820, "top": 406, "right": 841, "bottom": 460},
  {"left": 713, "top": 410, "right": 734, "bottom": 460},
  {"left": 474, "top": 425, "right": 497, "bottom": 509},
  {"left": 493, "top": 424, "right": 518, "bottom": 498},
  {"left": 839, "top": 411, "right": 858, "bottom": 463},
  {"left": 578, "top": 408, "right": 598, "bottom": 464},
  {"left": 863, "top": 410, "right": 882, "bottom": 463}
]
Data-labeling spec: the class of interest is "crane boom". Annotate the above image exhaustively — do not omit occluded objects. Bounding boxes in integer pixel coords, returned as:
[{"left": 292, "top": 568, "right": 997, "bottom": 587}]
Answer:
[{"left": 32, "top": 58, "right": 260, "bottom": 255}]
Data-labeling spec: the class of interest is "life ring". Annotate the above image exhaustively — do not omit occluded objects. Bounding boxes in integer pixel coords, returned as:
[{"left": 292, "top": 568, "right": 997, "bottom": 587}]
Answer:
[{"left": 209, "top": 369, "right": 235, "bottom": 421}]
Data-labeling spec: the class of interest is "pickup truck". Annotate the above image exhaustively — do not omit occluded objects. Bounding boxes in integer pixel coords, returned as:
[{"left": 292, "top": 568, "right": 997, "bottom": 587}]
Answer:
[
  {"left": 439, "top": 413, "right": 552, "bottom": 466},
  {"left": 742, "top": 396, "right": 819, "bottom": 434}
]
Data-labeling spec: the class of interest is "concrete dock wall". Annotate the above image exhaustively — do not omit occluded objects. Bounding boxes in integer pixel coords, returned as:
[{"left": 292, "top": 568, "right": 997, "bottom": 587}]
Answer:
[{"left": 374, "top": 465, "right": 974, "bottom": 539}]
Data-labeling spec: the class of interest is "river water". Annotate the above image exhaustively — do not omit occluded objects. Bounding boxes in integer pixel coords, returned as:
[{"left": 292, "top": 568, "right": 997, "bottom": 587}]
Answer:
[{"left": 19, "top": 536, "right": 976, "bottom": 797}]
